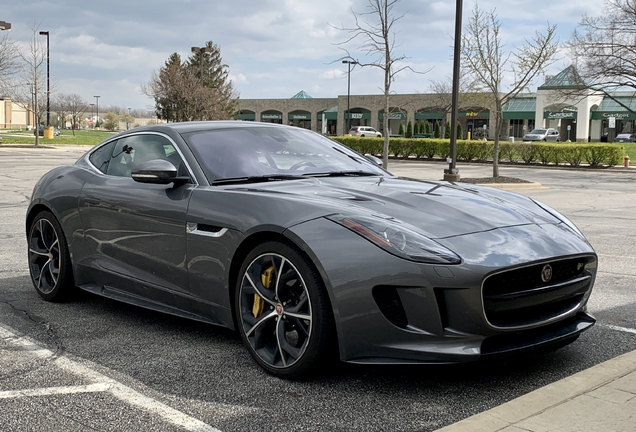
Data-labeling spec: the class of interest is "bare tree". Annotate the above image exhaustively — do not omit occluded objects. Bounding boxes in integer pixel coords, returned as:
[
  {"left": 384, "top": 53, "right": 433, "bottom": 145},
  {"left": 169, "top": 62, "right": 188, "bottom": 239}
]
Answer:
[
  {"left": 568, "top": 0, "right": 636, "bottom": 111},
  {"left": 0, "top": 33, "right": 19, "bottom": 92},
  {"left": 427, "top": 77, "right": 479, "bottom": 135},
  {"left": 461, "top": 3, "right": 559, "bottom": 177},
  {"left": 336, "top": 0, "right": 428, "bottom": 168},
  {"left": 5, "top": 24, "right": 47, "bottom": 145},
  {"left": 56, "top": 93, "right": 88, "bottom": 135}
]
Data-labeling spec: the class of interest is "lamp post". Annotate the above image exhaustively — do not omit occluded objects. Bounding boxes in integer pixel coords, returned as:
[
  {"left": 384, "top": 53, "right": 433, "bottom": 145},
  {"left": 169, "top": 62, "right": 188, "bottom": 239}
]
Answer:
[
  {"left": 94, "top": 95, "right": 100, "bottom": 129},
  {"left": 342, "top": 60, "right": 358, "bottom": 134},
  {"left": 0, "top": 21, "right": 10, "bottom": 31},
  {"left": 191, "top": 46, "right": 212, "bottom": 121},
  {"left": 444, "top": 0, "right": 463, "bottom": 182},
  {"left": 39, "top": 31, "right": 50, "bottom": 127},
  {"left": 89, "top": 103, "right": 95, "bottom": 129}
]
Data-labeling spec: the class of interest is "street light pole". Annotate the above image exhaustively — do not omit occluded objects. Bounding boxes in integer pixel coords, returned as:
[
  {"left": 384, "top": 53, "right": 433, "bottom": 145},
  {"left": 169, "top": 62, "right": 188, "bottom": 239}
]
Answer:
[
  {"left": 444, "top": 0, "right": 463, "bottom": 182},
  {"left": 39, "top": 31, "right": 50, "bottom": 127},
  {"left": 89, "top": 103, "right": 95, "bottom": 129},
  {"left": 342, "top": 60, "right": 357, "bottom": 134},
  {"left": 191, "top": 46, "right": 212, "bottom": 121},
  {"left": 94, "top": 96, "right": 100, "bottom": 129}
]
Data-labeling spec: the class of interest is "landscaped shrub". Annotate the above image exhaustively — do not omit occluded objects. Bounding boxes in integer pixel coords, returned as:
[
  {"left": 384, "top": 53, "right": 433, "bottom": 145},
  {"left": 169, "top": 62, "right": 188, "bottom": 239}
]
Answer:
[
  {"left": 406, "top": 121, "right": 413, "bottom": 138},
  {"left": 457, "top": 122, "right": 463, "bottom": 140},
  {"left": 444, "top": 122, "right": 451, "bottom": 139},
  {"left": 330, "top": 137, "right": 625, "bottom": 168},
  {"left": 561, "top": 145, "right": 584, "bottom": 167},
  {"left": 424, "top": 121, "right": 431, "bottom": 134},
  {"left": 434, "top": 121, "right": 440, "bottom": 138},
  {"left": 398, "top": 122, "right": 404, "bottom": 137},
  {"left": 516, "top": 143, "right": 537, "bottom": 164}
]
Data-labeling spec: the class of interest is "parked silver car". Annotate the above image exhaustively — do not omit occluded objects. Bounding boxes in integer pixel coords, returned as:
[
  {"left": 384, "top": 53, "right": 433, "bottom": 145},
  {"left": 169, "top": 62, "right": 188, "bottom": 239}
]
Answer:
[
  {"left": 523, "top": 128, "right": 560, "bottom": 142},
  {"left": 348, "top": 126, "right": 382, "bottom": 137}
]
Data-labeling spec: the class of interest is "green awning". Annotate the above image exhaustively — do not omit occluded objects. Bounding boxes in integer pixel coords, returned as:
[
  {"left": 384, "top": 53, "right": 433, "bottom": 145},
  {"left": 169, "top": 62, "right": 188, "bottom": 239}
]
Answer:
[
  {"left": 415, "top": 112, "right": 443, "bottom": 120},
  {"left": 236, "top": 113, "right": 255, "bottom": 120},
  {"left": 503, "top": 111, "right": 535, "bottom": 120}
]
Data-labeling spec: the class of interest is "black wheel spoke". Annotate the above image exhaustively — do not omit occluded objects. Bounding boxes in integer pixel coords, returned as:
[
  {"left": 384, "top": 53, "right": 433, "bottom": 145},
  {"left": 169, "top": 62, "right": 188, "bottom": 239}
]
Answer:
[
  {"left": 28, "top": 216, "right": 65, "bottom": 296},
  {"left": 244, "top": 310, "right": 277, "bottom": 337}
]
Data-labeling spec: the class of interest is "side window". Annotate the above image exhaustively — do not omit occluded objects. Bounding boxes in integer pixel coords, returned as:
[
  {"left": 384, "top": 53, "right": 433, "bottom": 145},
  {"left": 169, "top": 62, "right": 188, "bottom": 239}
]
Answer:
[
  {"left": 89, "top": 141, "right": 116, "bottom": 174},
  {"left": 106, "top": 134, "right": 183, "bottom": 178}
]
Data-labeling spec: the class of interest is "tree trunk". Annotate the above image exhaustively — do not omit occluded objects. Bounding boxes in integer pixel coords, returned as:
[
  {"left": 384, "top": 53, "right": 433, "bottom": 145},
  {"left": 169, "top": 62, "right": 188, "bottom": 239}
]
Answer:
[{"left": 492, "top": 107, "right": 502, "bottom": 178}]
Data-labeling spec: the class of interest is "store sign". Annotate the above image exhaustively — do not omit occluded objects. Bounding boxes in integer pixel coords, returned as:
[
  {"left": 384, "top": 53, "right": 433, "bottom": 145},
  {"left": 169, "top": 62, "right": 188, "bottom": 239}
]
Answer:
[
  {"left": 289, "top": 114, "right": 311, "bottom": 120},
  {"left": 544, "top": 111, "right": 576, "bottom": 119},
  {"left": 379, "top": 112, "right": 406, "bottom": 120},
  {"left": 350, "top": 113, "right": 363, "bottom": 119},
  {"left": 261, "top": 113, "right": 282, "bottom": 120}
]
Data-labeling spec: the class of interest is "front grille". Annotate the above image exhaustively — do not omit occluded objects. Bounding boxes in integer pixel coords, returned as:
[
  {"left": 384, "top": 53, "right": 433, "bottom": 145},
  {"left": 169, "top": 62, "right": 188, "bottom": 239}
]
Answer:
[
  {"left": 483, "top": 256, "right": 594, "bottom": 328},
  {"left": 373, "top": 286, "right": 408, "bottom": 328}
]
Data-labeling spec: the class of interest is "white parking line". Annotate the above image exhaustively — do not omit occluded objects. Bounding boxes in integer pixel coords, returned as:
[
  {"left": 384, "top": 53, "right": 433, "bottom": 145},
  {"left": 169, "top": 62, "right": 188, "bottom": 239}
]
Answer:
[
  {"left": 601, "top": 324, "right": 636, "bottom": 335},
  {"left": 0, "top": 324, "right": 222, "bottom": 432},
  {"left": 0, "top": 383, "right": 111, "bottom": 399}
]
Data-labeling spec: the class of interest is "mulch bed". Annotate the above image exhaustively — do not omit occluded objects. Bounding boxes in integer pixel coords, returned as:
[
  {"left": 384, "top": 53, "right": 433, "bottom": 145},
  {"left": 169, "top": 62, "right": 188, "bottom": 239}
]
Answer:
[{"left": 459, "top": 176, "right": 532, "bottom": 184}]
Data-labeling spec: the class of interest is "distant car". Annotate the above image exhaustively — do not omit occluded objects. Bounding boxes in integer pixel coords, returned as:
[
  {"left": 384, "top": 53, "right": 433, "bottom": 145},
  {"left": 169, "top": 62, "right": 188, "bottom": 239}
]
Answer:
[
  {"left": 349, "top": 126, "right": 382, "bottom": 137},
  {"left": 34, "top": 125, "right": 61, "bottom": 137},
  {"left": 523, "top": 128, "right": 560, "bottom": 142},
  {"left": 614, "top": 133, "right": 636, "bottom": 143}
]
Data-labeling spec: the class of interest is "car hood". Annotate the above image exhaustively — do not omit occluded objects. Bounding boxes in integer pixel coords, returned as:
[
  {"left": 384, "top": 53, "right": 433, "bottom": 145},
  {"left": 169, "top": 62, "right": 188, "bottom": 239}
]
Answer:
[{"left": 227, "top": 176, "right": 562, "bottom": 239}]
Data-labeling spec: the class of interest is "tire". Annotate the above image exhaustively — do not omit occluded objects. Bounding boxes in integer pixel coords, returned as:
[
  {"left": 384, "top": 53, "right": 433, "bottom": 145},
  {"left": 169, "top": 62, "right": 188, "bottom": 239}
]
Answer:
[
  {"left": 27, "top": 211, "right": 75, "bottom": 302},
  {"left": 235, "top": 240, "right": 335, "bottom": 379},
  {"left": 360, "top": 134, "right": 365, "bottom": 137}
]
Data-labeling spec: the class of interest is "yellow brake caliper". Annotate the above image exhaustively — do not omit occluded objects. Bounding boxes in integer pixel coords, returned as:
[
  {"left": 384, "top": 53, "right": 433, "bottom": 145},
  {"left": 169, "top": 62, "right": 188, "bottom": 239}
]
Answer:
[{"left": 252, "top": 266, "right": 274, "bottom": 317}]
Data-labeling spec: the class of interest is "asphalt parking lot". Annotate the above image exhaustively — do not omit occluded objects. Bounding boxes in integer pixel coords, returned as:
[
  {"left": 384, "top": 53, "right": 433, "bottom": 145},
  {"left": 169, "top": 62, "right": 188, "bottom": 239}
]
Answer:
[{"left": 1, "top": 146, "right": 635, "bottom": 431}]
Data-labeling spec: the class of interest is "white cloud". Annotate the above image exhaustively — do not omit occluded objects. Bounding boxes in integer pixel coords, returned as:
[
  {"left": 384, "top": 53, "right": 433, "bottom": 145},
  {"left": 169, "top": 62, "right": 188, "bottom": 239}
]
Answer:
[{"left": 1, "top": 0, "right": 605, "bottom": 108}]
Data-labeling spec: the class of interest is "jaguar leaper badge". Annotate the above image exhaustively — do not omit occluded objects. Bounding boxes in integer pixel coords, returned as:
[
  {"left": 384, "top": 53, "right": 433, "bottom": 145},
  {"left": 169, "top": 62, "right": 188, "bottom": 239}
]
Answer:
[{"left": 541, "top": 264, "right": 553, "bottom": 283}]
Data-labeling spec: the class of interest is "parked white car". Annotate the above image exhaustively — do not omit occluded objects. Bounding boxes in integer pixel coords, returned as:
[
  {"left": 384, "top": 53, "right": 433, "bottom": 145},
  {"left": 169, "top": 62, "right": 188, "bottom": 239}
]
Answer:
[
  {"left": 523, "top": 128, "right": 560, "bottom": 142},
  {"left": 348, "top": 126, "right": 382, "bottom": 137}
]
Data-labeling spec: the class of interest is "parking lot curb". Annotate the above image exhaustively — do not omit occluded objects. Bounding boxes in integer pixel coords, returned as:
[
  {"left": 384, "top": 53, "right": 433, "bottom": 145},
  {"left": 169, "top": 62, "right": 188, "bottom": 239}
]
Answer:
[{"left": 435, "top": 349, "right": 636, "bottom": 432}]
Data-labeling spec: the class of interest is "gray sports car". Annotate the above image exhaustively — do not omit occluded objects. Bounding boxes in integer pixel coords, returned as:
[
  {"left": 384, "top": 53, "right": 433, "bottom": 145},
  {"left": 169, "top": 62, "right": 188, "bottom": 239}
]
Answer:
[{"left": 26, "top": 121, "right": 597, "bottom": 379}]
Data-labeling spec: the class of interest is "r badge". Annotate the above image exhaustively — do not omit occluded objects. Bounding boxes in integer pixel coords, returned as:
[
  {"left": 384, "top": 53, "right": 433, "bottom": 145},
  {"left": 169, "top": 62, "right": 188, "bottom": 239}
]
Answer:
[{"left": 541, "top": 264, "right": 553, "bottom": 283}]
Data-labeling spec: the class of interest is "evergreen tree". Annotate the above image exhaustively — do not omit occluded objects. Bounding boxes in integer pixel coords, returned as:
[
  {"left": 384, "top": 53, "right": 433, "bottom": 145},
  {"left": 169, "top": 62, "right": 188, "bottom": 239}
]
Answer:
[
  {"left": 457, "top": 121, "right": 463, "bottom": 140},
  {"left": 406, "top": 120, "right": 413, "bottom": 138},
  {"left": 434, "top": 120, "right": 440, "bottom": 138},
  {"left": 424, "top": 121, "right": 431, "bottom": 134},
  {"left": 445, "top": 121, "right": 451, "bottom": 138},
  {"left": 398, "top": 122, "right": 405, "bottom": 136}
]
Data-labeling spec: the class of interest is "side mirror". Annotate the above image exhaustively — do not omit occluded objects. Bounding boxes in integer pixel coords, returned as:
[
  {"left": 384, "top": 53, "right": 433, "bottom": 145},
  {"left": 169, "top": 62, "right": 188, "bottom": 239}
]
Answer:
[
  {"left": 364, "top": 154, "right": 383, "bottom": 166},
  {"left": 131, "top": 159, "right": 189, "bottom": 185}
]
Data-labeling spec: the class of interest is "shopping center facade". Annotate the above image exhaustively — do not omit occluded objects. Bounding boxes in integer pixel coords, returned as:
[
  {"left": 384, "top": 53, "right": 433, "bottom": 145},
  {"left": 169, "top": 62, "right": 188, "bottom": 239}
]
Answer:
[{"left": 237, "top": 66, "right": 636, "bottom": 142}]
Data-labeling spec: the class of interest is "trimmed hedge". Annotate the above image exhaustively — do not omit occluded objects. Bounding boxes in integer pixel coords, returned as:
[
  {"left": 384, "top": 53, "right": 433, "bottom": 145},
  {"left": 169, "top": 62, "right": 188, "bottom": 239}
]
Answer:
[{"left": 332, "top": 137, "right": 625, "bottom": 167}]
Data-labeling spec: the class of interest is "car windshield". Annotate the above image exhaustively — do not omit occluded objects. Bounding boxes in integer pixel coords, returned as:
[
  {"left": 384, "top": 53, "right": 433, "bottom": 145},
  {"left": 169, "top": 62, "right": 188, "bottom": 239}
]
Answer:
[
  {"left": 529, "top": 129, "right": 547, "bottom": 134},
  {"left": 616, "top": 134, "right": 630, "bottom": 138},
  {"left": 183, "top": 126, "right": 387, "bottom": 182}
]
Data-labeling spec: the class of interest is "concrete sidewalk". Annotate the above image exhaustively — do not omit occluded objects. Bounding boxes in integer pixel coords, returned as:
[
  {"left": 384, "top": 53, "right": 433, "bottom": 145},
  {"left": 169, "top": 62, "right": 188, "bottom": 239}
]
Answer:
[{"left": 436, "top": 349, "right": 636, "bottom": 432}]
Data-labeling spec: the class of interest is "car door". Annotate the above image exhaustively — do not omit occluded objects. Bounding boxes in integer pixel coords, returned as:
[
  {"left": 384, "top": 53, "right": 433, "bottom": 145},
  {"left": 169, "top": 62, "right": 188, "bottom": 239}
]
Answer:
[{"left": 78, "top": 133, "right": 194, "bottom": 302}]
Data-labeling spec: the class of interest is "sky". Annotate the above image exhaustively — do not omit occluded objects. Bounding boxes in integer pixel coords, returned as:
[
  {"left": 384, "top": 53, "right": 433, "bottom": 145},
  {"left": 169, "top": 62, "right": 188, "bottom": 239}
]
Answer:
[{"left": 1, "top": 0, "right": 601, "bottom": 112}]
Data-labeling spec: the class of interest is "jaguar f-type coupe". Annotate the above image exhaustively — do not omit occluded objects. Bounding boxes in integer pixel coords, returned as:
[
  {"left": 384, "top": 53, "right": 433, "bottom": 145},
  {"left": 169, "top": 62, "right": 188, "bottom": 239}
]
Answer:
[{"left": 26, "top": 121, "right": 597, "bottom": 378}]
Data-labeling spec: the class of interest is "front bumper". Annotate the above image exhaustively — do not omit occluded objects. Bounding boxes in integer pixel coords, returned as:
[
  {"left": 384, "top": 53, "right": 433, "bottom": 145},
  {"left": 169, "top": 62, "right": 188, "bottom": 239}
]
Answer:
[{"left": 286, "top": 218, "right": 597, "bottom": 364}]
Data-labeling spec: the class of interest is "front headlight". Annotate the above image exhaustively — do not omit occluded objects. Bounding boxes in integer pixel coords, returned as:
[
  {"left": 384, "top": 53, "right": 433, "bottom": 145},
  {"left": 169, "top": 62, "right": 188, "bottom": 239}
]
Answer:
[{"left": 327, "top": 214, "right": 461, "bottom": 265}]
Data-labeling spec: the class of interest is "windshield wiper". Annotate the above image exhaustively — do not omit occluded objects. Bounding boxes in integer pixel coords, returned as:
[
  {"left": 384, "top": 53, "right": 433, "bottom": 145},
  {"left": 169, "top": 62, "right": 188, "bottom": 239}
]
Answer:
[
  {"left": 303, "top": 170, "right": 381, "bottom": 178},
  {"left": 212, "top": 174, "right": 307, "bottom": 185}
]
